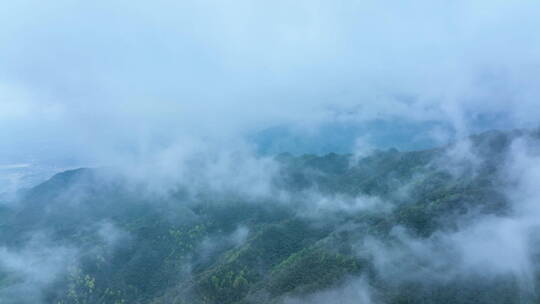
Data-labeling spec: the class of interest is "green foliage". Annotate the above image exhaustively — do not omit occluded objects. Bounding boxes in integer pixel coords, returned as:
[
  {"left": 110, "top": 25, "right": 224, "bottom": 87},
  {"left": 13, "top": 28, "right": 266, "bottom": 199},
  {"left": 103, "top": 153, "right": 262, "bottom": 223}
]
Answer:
[
  {"left": 2, "top": 129, "right": 537, "bottom": 304},
  {"left": 268, "top": 247, "right": 363, "bottom": 296}
]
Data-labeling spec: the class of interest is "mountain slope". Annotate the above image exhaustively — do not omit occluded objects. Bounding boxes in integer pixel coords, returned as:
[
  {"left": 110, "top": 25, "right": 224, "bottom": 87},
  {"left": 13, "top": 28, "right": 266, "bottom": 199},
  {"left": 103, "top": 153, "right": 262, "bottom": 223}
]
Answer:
[{"left": 1, "top": 129, "right": 539, "bottom": 304}]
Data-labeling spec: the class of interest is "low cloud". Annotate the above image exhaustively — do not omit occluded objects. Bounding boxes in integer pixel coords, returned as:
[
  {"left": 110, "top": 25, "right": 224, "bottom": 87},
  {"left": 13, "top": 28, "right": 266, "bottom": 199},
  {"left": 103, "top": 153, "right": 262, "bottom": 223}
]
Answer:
[
  {"left": 1, "top": 0, "right": 539, "bottom": 171},
  {"left": 283, "top": 277, "right": 377, "bottom": 304},
  {"left": 0, "top": 234, "right": 78, "bottom": 303}
]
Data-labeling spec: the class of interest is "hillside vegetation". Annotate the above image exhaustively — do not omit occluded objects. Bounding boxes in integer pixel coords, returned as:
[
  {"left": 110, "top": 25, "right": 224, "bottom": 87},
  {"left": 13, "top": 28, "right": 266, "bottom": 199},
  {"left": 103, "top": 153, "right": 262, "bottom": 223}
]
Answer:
[{"left": 1, "top": 129, "right": 539, "bottom": 304}]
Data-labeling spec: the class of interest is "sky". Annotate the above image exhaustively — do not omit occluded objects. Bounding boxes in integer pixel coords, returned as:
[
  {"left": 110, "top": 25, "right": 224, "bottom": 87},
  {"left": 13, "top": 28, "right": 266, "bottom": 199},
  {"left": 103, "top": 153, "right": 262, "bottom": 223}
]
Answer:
[{"left": 1, "top": 0, "right": 540, "bottom": 183}]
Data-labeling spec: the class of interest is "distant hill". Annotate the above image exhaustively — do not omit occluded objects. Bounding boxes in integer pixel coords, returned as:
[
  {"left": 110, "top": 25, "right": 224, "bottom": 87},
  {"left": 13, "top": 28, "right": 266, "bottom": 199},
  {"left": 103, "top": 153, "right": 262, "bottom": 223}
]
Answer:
[{"left": 250, "top": 117, "right": 515, "bottom": 155}]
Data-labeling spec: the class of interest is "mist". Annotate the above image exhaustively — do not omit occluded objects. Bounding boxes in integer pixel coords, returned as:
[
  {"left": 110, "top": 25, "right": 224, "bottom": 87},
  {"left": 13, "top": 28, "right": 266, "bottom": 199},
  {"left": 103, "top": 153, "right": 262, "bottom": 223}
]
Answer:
[
  {"left": 1, "top": 1, "right": 540, "bottom": 304},
  {"left": 2, "top": 0, "right": 540, "bottom": 170}
]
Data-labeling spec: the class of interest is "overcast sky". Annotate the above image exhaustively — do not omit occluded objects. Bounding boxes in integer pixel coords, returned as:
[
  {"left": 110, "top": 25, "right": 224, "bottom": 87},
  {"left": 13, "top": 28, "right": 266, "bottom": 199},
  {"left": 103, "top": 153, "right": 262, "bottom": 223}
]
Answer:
[{"left": 1, "top": 0, "right": 539, "bottom": 167}]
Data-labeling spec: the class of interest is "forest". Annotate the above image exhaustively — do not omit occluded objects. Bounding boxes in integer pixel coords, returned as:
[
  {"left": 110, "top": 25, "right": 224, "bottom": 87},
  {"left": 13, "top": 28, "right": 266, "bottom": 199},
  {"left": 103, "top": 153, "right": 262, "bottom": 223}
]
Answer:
[{"left": 1, "top": 129, "right": 539, "bottom": 304}]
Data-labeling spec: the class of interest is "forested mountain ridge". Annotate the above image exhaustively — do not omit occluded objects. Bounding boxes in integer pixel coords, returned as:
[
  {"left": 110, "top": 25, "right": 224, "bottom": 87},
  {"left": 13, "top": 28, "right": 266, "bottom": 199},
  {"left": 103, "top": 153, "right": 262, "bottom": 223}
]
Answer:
[{"left": 1, "top": 128, "right": 539, "bottom": 304}]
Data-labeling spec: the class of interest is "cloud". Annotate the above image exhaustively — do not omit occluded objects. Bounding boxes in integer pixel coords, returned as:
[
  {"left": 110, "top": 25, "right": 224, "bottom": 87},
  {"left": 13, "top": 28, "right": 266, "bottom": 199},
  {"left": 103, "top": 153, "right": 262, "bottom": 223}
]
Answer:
[
  {"left": 1, "top": 3, "right": 540, "bottom": 300},
  {"left": 283, "top": 276, "right": 377, "bottom": 304},
  {"left": 0, "top": 0, "right": 539, "bottom": 169},
  {"left": 346, "top": 133, "right": 540, "bottom": 301},
  {"left": 0, "top": 234, "right": 78, "bottom": 303}
]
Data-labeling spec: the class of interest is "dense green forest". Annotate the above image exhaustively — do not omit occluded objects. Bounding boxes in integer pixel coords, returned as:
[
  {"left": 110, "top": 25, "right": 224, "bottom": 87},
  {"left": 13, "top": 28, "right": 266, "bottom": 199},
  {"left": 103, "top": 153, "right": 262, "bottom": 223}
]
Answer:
[{"left": 1, "top": 129, "right": 540, "bottom": 304}]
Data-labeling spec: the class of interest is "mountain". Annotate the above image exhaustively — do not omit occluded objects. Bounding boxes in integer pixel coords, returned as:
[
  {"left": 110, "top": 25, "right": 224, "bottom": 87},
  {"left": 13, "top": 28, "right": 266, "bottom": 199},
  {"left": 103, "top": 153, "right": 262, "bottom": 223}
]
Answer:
[
  {"left": 1, "top": 129, "right": 539, "bottom": 304},
  {"left": 250, "top": 120, "right": 444, "bottom": 155}
]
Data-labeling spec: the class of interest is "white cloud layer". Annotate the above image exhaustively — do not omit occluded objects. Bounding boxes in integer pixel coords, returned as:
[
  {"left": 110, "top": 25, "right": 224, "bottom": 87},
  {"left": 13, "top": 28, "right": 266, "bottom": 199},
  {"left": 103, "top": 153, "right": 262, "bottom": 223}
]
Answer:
[{"left": 1, "top": 0, "right": 539, "bottom": 170}]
